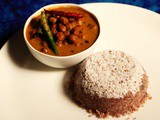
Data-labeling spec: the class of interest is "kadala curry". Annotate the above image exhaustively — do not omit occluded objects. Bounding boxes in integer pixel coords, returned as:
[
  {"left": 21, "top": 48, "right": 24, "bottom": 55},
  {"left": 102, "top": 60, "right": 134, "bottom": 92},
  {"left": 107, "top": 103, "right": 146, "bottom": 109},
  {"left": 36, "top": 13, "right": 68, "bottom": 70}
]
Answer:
[{"left": 26, "top": 6, "right": 99, "bottom": 56}]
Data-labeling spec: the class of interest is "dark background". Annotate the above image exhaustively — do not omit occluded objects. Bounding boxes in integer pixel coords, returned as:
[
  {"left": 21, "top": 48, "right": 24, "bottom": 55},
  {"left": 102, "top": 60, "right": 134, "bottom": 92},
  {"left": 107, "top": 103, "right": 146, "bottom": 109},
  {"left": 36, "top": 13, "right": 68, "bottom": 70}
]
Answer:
[{"left": 0, "top": 0, "right": 160, "bottom": 48}]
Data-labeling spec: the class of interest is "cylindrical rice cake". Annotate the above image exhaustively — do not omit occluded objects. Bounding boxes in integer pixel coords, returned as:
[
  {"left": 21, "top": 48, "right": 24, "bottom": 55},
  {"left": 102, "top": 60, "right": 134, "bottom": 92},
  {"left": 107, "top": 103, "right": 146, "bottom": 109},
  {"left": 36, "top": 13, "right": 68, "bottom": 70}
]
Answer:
[{"left": 73, "top": 50, "right": 148, "bottom": 118}]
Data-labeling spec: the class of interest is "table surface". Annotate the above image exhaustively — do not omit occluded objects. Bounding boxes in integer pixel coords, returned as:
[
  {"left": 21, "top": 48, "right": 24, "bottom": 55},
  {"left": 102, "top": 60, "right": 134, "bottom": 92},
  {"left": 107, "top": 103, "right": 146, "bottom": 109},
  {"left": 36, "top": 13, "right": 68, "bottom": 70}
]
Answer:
[{"left": 0, "top": 0, "right": 160, "bottom": 48}]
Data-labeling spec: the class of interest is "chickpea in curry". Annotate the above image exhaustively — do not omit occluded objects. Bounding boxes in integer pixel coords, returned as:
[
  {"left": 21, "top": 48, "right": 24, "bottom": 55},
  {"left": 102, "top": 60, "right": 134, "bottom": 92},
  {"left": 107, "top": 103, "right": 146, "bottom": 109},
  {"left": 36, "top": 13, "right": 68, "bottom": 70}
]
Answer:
[{"left": 26, "top": 6, "right": 99, "bottom": 56}]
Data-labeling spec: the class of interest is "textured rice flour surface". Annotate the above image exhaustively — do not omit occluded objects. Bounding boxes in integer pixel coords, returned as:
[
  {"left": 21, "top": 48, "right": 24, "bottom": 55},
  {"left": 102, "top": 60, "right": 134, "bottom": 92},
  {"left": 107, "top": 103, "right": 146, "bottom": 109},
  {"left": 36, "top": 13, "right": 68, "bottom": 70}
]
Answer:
[{"left": 75, "top": 50, "right": 145, "bottom": 99}]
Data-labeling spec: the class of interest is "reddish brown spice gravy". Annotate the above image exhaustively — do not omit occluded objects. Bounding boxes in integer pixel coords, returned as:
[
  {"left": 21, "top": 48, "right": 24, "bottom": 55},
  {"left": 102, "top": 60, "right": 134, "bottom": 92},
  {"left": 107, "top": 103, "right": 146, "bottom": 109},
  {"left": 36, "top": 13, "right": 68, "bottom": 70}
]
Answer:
[{"left": 26, "top": 6, "right": 99, "bottom": 56}]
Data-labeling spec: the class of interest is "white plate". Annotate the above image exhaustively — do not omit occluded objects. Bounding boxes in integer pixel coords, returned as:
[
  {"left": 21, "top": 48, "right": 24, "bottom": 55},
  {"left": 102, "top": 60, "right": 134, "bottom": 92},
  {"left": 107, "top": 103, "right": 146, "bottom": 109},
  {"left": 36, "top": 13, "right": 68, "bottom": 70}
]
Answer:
[{"left": 0, "top": 3, "right": 160, "bottom": 120}]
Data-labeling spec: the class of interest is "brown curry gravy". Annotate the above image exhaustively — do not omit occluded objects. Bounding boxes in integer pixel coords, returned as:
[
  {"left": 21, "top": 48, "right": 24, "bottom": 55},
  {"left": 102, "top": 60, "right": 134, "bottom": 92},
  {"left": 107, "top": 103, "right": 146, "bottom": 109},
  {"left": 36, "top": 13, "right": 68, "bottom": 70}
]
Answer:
[{"left": 26, "top": 6, "right": 99, "bottom": 56}]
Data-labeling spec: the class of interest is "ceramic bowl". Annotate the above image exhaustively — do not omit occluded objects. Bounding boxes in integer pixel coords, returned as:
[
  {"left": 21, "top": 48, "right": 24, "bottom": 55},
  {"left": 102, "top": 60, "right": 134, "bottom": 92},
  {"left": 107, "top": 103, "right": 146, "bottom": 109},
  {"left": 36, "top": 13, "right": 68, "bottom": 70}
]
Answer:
[{"left": 23, "top": 3, "right": 100, "bottom": 68}]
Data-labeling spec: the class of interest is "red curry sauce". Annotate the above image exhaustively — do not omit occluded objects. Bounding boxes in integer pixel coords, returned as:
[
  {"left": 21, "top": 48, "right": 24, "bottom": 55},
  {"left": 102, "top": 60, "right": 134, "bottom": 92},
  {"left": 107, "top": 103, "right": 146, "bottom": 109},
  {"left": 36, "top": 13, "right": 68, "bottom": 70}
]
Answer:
[{"left": 26, "top": 6, "right": 99, "bottom": 56}]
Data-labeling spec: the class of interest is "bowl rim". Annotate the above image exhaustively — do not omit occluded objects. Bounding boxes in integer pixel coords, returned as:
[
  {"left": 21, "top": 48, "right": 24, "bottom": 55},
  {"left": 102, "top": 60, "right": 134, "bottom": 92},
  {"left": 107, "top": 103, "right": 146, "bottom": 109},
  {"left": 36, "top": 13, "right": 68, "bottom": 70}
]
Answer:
[{"left": 23, "top": 3, "right": 101, "bottom": 59}]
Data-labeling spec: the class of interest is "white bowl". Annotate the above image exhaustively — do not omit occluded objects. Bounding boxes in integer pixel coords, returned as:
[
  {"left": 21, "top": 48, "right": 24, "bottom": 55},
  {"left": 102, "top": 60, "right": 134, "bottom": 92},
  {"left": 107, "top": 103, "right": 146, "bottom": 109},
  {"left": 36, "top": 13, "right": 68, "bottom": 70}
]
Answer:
[{"left": 23, "top": 3, "right": 100, "bottom": 68}]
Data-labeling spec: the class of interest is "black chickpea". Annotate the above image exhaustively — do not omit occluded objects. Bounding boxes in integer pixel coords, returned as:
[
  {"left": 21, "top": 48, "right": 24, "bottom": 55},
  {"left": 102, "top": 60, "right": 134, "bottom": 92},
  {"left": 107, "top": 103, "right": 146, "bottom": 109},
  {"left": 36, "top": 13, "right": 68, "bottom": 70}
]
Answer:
[
  {"left": 71, "top": 22, "right": 77, "bottom": 28},
  {"left": 56, "top": 32, "right": 65, "bottom": 41},
  {"left": 69, "top": 34, "right": 80, "bottom": 44},
  {"left": 66, "top": 23, "right": 73, "bottom": 30},
  {"left": 51, "top": 24, "right": 57, "bottom": 34},
  {"left": 72, "top": 26, "right": 82, "bottom": 33},
  {"left": 64, "top": 31, "right": 70, "bottom": 37},
  {"left": 52, "top": 29, "right": 57, "bottom": 35},
  {"left": 52, "top": 30, "right": 57, "bottom": 35},
  {"left": 49, "top": 17, "right": 57, "bottom": 23},
  {"left": 52, "top": 24, "right": 57, "bottom": 29},
  {"left": 71, "top": 26, "right": 83, "bottom": 37},
  {"left": 59, "top": 24, "right": 67, "bottom": 32},
  {"left": 60, "top": 17, "right": 69, "bottom": 24}
]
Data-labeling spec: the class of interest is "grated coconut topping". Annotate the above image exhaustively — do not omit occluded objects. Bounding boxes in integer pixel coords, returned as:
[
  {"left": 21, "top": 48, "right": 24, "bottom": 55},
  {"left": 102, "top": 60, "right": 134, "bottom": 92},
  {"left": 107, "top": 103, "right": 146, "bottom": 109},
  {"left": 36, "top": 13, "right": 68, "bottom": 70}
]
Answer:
[{"left": 75, "top": 50, "right": 145, "bottom": 99}]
